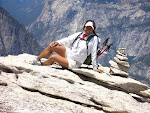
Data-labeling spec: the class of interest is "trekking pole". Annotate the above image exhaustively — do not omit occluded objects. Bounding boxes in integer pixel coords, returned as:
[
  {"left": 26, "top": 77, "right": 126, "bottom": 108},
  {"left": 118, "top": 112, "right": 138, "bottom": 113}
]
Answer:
[
  {"left": 103, "top": 38, "right": 110, "bottom": 46},
  {"left": 97, "top": 38, "right": 109, "bottom": 56},
  {"left": 97, "top": 43, "right": 113, "bottom": 58},
  {"left": 101, "top": 38, "right": 109, "bottom": 50},
  {"left": 107, "top": 43, "right": 113, "bottom": 51}
]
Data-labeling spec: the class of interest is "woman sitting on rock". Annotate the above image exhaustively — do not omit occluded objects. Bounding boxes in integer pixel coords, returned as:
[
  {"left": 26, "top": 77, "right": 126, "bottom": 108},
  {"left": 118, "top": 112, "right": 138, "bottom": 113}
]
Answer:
[{"left": 32, "top": 20, "right": 103, "bottom": 73}]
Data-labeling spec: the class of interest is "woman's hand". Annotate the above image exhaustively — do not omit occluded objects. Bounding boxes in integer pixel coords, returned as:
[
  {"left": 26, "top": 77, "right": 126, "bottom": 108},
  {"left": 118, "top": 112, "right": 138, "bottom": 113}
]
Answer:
[
  {"left": 97, "top": 69, "right": 104, "bottom": 73},
  {"left": 49, "top": 41, "right": 59, "bottom": 47}
]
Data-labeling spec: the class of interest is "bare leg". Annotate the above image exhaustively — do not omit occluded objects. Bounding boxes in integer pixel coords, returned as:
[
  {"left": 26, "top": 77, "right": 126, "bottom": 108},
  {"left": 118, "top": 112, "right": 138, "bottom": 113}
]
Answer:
[
  {"left": 42, "top": 54, "right": 69, "bottom": 68},
  {"left": 37, "top": 45, "right": 66, "bottom": 59},
  {"left": 37, "top": 45, "right": 69, "bottom": 68},
  {"left": 37, "top": 47, "right": 51, "bottom": 59}
]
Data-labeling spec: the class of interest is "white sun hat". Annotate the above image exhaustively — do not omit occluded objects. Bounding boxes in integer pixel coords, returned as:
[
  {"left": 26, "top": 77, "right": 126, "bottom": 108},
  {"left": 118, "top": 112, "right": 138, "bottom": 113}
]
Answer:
[{"left": 85, "top": 21, "right": 94, "bottom": 30}]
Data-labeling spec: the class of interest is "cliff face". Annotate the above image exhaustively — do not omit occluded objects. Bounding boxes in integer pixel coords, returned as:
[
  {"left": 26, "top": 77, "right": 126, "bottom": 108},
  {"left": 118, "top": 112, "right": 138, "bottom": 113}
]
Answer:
[
  {"left": 27, "top": 0, "right": 150, "bottom": 85},
  {"left": 0, "top": 54, "right": 150, "bottom": 113},
  {"left": 0, "top": 7, "right": 43, "bottom": 56}
]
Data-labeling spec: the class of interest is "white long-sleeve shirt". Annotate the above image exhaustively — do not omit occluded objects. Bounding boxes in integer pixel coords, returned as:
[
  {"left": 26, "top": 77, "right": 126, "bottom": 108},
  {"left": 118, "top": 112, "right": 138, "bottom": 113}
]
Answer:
[{"left": 57, "top": 32, "right": 99, "bottom": 71}]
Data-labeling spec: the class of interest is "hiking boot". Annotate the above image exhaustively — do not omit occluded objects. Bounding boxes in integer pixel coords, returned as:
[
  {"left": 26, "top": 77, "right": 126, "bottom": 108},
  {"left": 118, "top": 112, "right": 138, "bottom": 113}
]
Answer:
[{"left": 32, "top": 57, "right": 42, "bottom": 66}]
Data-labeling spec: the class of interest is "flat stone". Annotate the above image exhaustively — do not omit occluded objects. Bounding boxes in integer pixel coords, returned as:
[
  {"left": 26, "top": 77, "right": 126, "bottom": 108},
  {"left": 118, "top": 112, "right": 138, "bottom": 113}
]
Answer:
[
  {"left": 109, "top": 60, "right": 129, "bottom": 72},
  {"left": 118, "top": 48, "right": 126, "bottom": 55},
  {"left": 117, "top": 51, "right": 127, "bottom": 57},
  {"left": 114, "top": 57, "right": 130, "bottom": 68},
  {"left": 116, "top": 54, "right": 128, "bottom": 61},
  {"left": 110, "top": 67, "right": 129, "bottom": 77}
]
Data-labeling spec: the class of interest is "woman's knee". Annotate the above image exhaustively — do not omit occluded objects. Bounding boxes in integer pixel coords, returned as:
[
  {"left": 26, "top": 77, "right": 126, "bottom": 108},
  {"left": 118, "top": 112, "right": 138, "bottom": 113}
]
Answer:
[
  {"left": 47, "top": 46, "right": 52, "bottom": 50},
  {"left": 46, "top": 46, "right": 53, "bottom": 53},
  {"left": 49, "top": 54, "right": 57, "bottom": 61},
  {"left": 49, "top": 46, "right": 66, "bottom": 57},
  {"left": 47, "top": 45, "right": 57, "bottom": 52}
]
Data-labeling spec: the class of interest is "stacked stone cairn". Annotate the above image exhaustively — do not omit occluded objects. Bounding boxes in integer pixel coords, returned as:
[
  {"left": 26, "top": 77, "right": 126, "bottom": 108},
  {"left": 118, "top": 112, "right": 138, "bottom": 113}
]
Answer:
[{"left": 109, "top": 48, "right": 130, "bottom": 77}]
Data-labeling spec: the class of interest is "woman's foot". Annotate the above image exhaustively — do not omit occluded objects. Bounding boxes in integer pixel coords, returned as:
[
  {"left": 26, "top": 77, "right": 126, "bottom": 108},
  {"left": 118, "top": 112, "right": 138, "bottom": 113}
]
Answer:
[{"left": 32, "top": 57, "right": 42, "bottom": 66}]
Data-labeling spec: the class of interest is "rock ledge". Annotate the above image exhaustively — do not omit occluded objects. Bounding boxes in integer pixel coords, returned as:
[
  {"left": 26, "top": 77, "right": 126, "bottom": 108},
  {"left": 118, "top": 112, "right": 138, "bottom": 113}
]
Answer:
[{"left": 0, "top": 53, "right": 150, "bottom": 113}]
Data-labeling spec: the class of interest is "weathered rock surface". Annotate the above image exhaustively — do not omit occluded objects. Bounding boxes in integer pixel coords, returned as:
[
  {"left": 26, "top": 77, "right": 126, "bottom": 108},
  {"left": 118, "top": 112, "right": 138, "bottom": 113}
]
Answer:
[
  {"left": 1, "top": 0, "right": 150, "bottom": 90},
  {"left": 116, "top": 54, "right": 128, "bottom": 61},
  {"left": 0, "top": 53, "right": 150, "bottom": 113}
]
